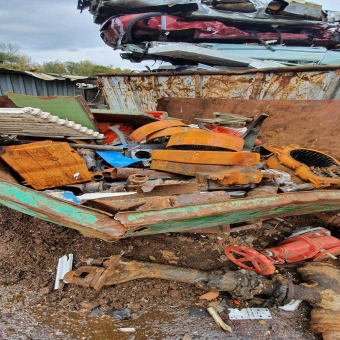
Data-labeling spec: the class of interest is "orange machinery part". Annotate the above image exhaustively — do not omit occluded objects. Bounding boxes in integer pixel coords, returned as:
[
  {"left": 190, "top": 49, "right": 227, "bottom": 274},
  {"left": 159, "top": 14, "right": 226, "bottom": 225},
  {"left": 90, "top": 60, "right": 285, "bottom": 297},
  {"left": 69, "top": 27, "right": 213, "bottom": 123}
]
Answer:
[
  {"left": 151, "top": 150, "right": 260, "bottom": 166},
  {"left": 265, "top": 144, "right": 340, "bottom": 188},
  {"left": 146, "top": 126, "right": 199, "bottom": 143},
  {"left": 167, "top": 130, "right": 244, "bottom": 152},
  {"left": 129, "top": 120, "right": 187, "bottom": 143}
]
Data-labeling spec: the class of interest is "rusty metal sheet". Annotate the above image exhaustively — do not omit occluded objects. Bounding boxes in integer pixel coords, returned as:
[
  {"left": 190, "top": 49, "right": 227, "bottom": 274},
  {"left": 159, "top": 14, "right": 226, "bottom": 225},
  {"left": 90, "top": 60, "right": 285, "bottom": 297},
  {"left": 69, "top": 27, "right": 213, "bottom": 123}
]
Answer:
[
  {"left": 115, "top": 190, "right": 340, "bottom": 235},
  {"left": 146, "top": 126, "right": 198, "bottom": 143},
  {"left": 167, "top": 130, "right": 244, "bottom": 151},
  {"left": 150, "top": 160, "right": 262, "bottom": 185},
  {"left": 151, "top": 150, "right": 260, "bottom": 166},
  {"left": 129, "top": 120, "right": 187, "bottom": 142},
  {"left": 98, "top": 66, "right": 340, "bottom": 111},
  {"left": 0, "top": 141, "right": 94, "bottom": 190},
  {"left": 157, "top": 98, "right": 340, "bottom": 160}
]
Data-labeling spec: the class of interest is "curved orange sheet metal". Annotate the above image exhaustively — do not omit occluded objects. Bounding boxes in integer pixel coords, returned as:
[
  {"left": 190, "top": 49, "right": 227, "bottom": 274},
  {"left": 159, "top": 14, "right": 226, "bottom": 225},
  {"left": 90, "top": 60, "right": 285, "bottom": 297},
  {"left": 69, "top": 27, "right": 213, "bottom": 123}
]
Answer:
[
  {"left": 167, "top": 130, "right": 244, "bottom": 151},
  {"left": 152, "top": 150, "right": 259, "bottom": 166},
  {"left": 129, "top": 120, "right": 187, "bottom": 143},
  {"left": 146, "top": 126, "right": 198, "bottom": 143}
]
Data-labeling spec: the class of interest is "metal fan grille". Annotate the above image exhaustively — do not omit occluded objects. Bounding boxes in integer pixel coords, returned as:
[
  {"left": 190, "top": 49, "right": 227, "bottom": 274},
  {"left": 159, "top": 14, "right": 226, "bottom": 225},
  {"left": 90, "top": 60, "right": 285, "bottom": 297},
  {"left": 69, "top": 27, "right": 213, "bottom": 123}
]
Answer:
[{"left": 290, "top": 149, "right": 340, "bottom": 179}]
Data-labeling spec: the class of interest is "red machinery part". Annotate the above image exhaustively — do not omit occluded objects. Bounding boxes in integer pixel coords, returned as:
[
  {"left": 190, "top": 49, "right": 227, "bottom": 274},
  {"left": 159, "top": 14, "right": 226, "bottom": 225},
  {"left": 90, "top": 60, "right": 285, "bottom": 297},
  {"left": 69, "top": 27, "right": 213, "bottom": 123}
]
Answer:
[
  {"left": 204, "top": 124, "right": 262, "bottom": 146},
  {"left": 225, "top": 228, "right": 340, "bottom": 275},
  {"left": 224, "top": 246, "right": 275, "bottom": 275}
]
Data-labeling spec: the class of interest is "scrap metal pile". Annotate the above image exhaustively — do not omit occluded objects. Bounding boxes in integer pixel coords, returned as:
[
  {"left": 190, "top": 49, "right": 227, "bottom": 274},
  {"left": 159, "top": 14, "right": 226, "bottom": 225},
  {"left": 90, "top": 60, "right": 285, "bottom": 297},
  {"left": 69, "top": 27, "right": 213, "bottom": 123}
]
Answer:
[
  {"left": 78, "top": 0, "right": 340, "bottom": 68},
  {"left": 1, "top": 92, "right": 340, "bottom": 239},
  {"left": 2, "top": 92, "right": 340, "bottom": 338}
]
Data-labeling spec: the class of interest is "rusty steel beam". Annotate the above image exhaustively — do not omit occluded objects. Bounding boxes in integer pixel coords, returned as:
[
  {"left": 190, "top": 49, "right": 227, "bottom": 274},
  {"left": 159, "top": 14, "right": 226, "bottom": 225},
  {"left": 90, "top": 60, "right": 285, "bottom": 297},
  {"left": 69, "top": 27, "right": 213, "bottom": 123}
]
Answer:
[
  {"left": 151, "top": 151, "right": 260, "bottom": 166},
  {"left": 129, "top": 120, "right": 187, "bottom": 142},
  {"left": 167, "top": 130, "right": 244, "bottom": 151}
]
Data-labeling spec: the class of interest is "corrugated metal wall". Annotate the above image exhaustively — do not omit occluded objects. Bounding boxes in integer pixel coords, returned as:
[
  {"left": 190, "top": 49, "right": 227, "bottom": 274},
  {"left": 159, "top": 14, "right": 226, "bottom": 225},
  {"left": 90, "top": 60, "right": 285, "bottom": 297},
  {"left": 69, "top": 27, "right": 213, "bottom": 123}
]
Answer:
[
  {"left": 98, "top": 66, "right": 340, "bottom": 111},
  {"left": 0, "top": 72, "right": 76, "bottom": 97}
]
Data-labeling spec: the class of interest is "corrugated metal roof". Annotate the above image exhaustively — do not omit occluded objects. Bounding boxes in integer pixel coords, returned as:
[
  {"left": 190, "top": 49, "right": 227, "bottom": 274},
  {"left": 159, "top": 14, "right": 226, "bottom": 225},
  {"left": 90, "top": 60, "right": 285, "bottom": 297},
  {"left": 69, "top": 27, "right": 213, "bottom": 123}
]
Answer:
[{"left": 0, "top": 68, "right": 93, "bottom": 81}]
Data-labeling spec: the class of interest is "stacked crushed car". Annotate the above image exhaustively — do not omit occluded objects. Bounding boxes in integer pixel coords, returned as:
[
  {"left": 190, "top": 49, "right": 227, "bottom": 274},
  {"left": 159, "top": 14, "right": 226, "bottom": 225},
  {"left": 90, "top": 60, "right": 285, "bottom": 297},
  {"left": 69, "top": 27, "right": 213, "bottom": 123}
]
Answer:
[{"left": 78, "top": 0, "right": 340, "bottom": 67}]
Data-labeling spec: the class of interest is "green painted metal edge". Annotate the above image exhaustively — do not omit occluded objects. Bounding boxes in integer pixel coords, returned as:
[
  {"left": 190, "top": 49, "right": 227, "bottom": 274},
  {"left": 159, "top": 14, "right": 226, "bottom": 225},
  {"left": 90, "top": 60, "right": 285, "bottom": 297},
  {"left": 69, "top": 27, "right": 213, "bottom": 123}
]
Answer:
[
  {"left": 0, "top": 179, "right": 126, "bottom": 241},
  {"left": 116, "top": 191, "right": 340, "bottom": 236},
  {"left": 1, "top": 177, "right": 340, "bottom": 240}
]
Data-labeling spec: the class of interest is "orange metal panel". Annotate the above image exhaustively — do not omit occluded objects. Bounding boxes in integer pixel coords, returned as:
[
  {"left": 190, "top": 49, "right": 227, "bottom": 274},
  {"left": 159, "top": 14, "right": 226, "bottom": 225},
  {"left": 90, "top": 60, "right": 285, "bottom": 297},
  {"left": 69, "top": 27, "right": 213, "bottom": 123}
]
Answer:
[
  {"left": 129, "top": 120, "right": 187, "bottom": 142},
  {"left": 0, "top": 141, "right": 93, "bottom": 190},
  {"left": 146, "top": 126, "right": 198, "bottom": 143},
  {"left": 167, "top": 130, "right": 244, "bottom": 151},
  {"left": 151, "top": 150, "right": 260, "bottom": 166}
]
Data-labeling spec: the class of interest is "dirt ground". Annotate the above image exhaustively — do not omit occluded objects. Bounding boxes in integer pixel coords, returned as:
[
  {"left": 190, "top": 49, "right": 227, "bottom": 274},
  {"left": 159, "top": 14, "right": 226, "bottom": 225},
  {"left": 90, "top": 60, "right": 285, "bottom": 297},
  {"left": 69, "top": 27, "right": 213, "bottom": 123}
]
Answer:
[{"left": 0, "top": 204, "right": 333, "bottom": 340}]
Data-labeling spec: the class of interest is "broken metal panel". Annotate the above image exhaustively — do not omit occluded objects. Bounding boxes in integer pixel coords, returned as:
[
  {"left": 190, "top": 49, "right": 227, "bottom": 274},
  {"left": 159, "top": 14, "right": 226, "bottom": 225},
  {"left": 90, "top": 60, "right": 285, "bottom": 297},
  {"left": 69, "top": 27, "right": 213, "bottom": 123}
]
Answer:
[
  {"left": 204, "top": 44, "right": 340, "bottom": 65},
  {"left": 98, "top": 66, "right": 340, "bottom": 111},
  {"left": 0, "top": 141, "right": 94, "bottom": 190},
  {"left": 91, "top": 109, "right": 163, "bottom": 126},
  {"left": 189, "top": 3, "right": 324, "bottom": 25},
  {"left": 116, "top": 190, "right": 340, "bottom": 236},
  {"left": 148, "top": 42, "right": 283, "bottom": 68},
  {"left": 0, "top": 179, "right": 126, "bottom": 241}
]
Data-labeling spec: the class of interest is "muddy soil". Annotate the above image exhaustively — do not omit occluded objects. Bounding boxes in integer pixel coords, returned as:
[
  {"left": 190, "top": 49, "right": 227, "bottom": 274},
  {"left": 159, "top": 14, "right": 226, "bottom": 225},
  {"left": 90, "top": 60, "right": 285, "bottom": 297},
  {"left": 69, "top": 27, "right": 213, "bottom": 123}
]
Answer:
[{"left": 0, "top": 205, "right": 332, "bottom": 339}]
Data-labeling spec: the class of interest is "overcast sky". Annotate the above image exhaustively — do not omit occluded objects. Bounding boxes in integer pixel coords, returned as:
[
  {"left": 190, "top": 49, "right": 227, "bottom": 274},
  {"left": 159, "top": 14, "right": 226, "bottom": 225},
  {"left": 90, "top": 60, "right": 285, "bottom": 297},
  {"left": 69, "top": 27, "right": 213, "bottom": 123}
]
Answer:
[{"left": 1, "top": 0, "right": 339, "bottom": 71}]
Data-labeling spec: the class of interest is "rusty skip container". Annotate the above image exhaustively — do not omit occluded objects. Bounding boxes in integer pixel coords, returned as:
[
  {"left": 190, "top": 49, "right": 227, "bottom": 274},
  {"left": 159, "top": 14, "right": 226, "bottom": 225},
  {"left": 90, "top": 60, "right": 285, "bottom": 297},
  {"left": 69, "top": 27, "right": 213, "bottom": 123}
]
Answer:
[{"left": 97, "top": 65, "right": 340, "bottom": 111}]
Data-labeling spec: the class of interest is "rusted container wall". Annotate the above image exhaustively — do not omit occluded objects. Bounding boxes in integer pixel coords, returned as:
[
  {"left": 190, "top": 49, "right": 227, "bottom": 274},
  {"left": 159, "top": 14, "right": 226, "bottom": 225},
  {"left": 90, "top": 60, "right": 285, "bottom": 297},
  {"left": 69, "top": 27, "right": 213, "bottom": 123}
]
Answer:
[{"left": 97, "top": 66, "right": 340, "bottom": 111}]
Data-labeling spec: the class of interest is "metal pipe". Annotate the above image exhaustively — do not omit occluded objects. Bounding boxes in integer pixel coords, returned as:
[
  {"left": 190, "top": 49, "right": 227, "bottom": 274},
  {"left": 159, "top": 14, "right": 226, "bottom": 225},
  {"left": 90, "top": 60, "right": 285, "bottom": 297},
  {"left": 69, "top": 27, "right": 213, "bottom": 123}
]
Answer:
[{"left": 69, "top": 143, "right": 127, "bottom": 152}]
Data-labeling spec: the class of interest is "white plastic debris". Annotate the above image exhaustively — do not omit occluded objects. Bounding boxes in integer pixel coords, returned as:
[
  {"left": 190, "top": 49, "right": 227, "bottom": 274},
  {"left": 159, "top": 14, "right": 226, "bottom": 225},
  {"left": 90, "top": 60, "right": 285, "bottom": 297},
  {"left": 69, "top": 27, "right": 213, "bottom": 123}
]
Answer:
[
  {"left": 228, "top": 308, "right": 272, "bottom": 320},
  {"left": 118, "top": 328, "right": 136, "bottom": 333},
  {"left": 54, "top": 254, "right": 73, "bottom": 290},
  {"left": 279, "top": 299, "right": 302, "bottom": 312},
  {"left": 77, "top": 192, "right": 137, "bottom": 201}
]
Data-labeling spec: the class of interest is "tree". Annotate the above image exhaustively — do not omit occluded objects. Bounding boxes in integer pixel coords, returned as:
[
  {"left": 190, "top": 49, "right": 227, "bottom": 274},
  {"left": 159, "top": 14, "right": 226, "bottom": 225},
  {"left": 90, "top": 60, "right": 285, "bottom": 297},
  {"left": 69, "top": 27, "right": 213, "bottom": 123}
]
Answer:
[
  {"left": 64, "top": 60, "right": 127, "bottom": 77},
  {"left": 40, "top": 61, "right": 67, "bottom": 74},
  {"left": 0, "top": 43, "right": 20, "bottom": 65},
  {"left": 0, "top": 42, "right": 130, "bottom": 75}
]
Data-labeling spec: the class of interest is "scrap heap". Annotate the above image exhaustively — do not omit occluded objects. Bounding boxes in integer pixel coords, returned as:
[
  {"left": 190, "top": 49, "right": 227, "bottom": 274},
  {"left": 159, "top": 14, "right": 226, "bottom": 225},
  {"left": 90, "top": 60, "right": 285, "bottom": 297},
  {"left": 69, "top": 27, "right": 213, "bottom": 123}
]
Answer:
[
  {"left": 78, "top": 0, "right": 340, "bottom": 68},
  {"left": 1, "top": 92, "right": 340, "bottom": 240},
  {"left": 1, "top": 91, "right": 340, "bottom": 338}
]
